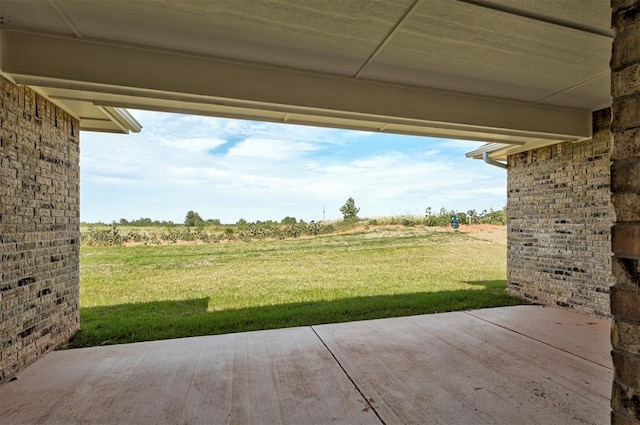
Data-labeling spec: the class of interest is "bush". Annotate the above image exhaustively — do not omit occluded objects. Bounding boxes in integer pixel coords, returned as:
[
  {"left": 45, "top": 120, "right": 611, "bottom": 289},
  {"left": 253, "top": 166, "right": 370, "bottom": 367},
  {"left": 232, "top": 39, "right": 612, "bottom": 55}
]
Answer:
[
  {"left": 423, "top": 206, "right": 507, "bottom": 227},
  {"left": 401, "top": 218, "right": 416, "bottom": 227},
  {"left": 82, "top": 224, "right": 124, "bottom": 246},
  {"left": 81, "top": 206, "right": 507, "bottom": 246},
  {"left": 281, "top": 216, "right": 297, "bottom": 225}
]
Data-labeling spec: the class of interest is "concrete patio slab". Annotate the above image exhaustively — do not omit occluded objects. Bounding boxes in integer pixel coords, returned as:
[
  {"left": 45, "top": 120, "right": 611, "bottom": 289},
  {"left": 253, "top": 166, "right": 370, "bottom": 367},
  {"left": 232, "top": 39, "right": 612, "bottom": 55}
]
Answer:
[
  {"left": 467, "top": 305, "right": 612, "bottom": 368},
  {"left": 315, "top": 306, "right": 612, "bottom": 425},
  {"left": 0, "top": 327, "right": 378, "bottom": 425},
  {"left": 0, "top": 305, "right": 612, "bottom": 425}
]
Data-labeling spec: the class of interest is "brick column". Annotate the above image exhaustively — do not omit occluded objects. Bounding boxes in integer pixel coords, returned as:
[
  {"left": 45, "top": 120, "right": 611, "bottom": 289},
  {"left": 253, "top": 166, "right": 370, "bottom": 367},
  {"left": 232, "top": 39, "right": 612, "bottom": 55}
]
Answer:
[
  {"left": 506, "top": 109, "right": 613, "bottom": 317},
  {"left": 611, "top": 1, "right": 640, "bottom": 423},
  {"left": 0, "top": 76, "right": 80, "bottom": 383}
]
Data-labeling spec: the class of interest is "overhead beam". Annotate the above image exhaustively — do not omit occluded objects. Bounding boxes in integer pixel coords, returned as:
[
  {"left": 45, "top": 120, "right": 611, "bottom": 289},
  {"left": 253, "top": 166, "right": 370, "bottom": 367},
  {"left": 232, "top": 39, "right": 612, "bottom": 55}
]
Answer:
[{"left": 1, "top": 29, "right": 592, "bottom": 141}]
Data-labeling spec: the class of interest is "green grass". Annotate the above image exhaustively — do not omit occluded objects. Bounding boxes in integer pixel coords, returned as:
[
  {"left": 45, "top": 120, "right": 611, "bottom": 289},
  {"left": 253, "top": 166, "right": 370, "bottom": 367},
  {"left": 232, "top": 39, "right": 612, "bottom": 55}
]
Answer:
[{"left": 67, "top": 227, "right": 523, "bottom": 348}]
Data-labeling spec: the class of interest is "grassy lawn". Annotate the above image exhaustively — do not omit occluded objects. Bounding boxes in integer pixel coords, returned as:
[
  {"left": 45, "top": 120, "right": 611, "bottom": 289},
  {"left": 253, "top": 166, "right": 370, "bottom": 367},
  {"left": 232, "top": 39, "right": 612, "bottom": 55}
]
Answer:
[{"left": 67, "top": 227, "right": 523, "bottom": 348}]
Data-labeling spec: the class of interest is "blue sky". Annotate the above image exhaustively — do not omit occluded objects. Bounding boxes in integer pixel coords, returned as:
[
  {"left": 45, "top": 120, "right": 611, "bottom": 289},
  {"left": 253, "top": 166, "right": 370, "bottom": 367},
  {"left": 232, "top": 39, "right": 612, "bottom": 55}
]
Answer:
[{"left": 80, "top": 110, "right": 506, "bottom": 224}]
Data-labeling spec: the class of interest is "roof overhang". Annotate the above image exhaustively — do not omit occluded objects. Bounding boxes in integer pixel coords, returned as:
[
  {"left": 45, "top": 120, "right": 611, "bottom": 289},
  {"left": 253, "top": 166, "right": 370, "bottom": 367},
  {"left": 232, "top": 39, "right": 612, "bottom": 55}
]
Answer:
[
  {"left": 464, "top": 141, "right": 567, "bottom": 162},
  {"left": 1, "top": 68, "right": 142, "bottom": 134},
  {"left": 0, "top": 1, "right": 611, "bottom": 143},
  {"left": 1, "top": 29, "right": 592, "bottom": 143}
]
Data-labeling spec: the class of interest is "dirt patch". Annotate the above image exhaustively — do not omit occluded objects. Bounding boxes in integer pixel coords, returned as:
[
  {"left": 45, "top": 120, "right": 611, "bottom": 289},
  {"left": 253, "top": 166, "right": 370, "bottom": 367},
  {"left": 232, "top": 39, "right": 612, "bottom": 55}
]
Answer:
[
  {"left": 458, "top": 224, "right": 507, "bottom": 245},
  {"left": 349, "top": 224, "right": 506, "bottom": 245},
  {"left": 360, "top": 225, "right": 448, "bottom": 238}
]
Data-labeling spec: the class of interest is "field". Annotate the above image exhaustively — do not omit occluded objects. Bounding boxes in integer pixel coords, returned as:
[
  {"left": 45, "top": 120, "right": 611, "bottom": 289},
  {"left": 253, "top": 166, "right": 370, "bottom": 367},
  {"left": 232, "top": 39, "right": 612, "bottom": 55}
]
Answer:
[{"left": 68, "top": 225, "right": 523, "bottom": 348}]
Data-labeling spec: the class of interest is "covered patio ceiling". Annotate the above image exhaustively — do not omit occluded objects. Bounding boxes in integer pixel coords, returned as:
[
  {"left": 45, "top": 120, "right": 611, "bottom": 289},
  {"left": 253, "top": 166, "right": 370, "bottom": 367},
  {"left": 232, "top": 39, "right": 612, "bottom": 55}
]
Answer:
[{"left": 0, "top": 0, "right": 612, "bottom": 153}]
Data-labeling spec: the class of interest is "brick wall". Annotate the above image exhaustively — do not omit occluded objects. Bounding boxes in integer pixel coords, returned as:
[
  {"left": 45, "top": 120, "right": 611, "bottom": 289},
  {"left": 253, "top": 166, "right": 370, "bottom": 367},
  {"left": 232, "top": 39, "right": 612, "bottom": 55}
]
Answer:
[
  {"left": 506, "top": 108, "right": 614, "bottom": 317},
  {"left": 611, "top": 0, "right": 640, "bottom": 423},
  {"left": 0, "top": 76, "right": 80, "bottom": 383}
]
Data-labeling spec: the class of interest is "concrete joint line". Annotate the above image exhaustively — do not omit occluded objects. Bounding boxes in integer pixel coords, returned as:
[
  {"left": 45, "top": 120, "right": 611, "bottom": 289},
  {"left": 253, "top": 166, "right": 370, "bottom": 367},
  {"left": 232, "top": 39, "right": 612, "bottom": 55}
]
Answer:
[
  {"left": 310, "top": 326, "right": 387, "bottom": 425},
  {"left": 463, "top": 311, "right": 613, "bottom": 370}
]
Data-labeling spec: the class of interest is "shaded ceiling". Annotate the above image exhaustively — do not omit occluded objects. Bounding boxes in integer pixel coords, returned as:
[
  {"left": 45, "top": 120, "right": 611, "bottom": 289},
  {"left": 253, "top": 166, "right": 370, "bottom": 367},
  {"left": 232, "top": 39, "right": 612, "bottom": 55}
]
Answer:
[{"left": 0, "top": 0, "right": 612, "bottom": 151}]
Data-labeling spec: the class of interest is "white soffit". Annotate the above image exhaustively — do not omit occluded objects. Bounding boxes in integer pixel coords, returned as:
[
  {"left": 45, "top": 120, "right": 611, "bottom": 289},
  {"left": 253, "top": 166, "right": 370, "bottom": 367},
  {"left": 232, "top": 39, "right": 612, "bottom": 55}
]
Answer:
[
  {"left": 465, "top": 140, "right": 571, "bottom": 162},
  {"left": 23, "top": 77, "right": 142, "bottom": 134},
  {"left": 0, "top": 0, "right": 611, "bottom": 143}
]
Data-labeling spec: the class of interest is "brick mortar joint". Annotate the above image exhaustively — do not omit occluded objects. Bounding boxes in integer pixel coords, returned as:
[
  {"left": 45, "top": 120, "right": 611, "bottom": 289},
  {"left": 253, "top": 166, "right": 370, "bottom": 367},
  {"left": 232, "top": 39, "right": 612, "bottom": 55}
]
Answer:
[
  {"left": 612, "top": 0, "right": 639, "bottom": 13},
  {"left": 611, "top": 406, "right": 636, "bottom": 424},
  {"left": 615, "top": 316, "right": 640, "bottom": 327},
  {"left": 613, "top": 379, "right": 640, "bottom": 397},
  {"left": 613, "top": 222, "right": 640, "bottom": 227},
  {"left": 613, "top": 284, "right": 640, "bottom": 292},
  {"left": 612, "top": 4, "right": 640, "bottom": 29},
  {"left": 612, "top": 56, "right": 640, "bottom": 73},
  {"left": 613, "top": 12, "right": 640, "bottom": 30},
  {"left": 612, "top": 153, "right": 640, "bottom": 165},
  {"left": 613, "top": 255, "right": 640, "bottom": 262},
  {"left": 613, "top": 348, "right": 640, "bottom": 361}
]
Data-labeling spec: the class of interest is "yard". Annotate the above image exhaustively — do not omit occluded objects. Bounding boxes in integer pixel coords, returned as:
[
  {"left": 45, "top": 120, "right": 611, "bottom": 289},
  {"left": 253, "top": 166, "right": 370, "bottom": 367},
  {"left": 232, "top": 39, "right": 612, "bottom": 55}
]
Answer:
[{"left": 68, "top": 225, "right": 522, "bottom": 348}]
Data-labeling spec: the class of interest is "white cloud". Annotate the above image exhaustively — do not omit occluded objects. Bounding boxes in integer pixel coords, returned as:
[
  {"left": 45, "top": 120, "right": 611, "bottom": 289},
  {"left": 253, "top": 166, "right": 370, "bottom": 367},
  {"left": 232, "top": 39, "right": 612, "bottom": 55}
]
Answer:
[
  {"left": 160, "top": 138, "right": 227, "bottom": 152},
  {"left": 132, "top": 109, "right": 350, "bottom": 145},
  {"left": 79, "top": 111, "right": 506, "bottom": 223},
  {"left": 227, "top": 138, "right": 320, "bottom": 160},
  {"left": 87, "top": 175, "right": 138, "bottom": 185}
]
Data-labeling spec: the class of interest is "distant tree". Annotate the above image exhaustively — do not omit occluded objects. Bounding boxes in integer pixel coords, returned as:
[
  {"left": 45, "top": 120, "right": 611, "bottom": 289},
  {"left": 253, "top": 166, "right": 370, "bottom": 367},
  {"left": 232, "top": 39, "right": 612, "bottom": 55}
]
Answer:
[
  {"left": 281, "top": 216, "right": 297, "bottom": 225},
  {"left": 236, "top": 218, "right": 248, "bottom": 228},
  {"left": 125, "top": 217, "right": 153, "bottom": 226},
  {"left": 477, "top": 206, "right": 507, "bottom": 225},
  {"left": 119, "top": 218, "right": 129, "bottom": 225},
  {"left": 184, "top": 211, "right": 204, "bottom": 227},
  {"left": 457, "top": 211, "right": 468, "bottom": 225},
  {"left": 466, "top": 209, "right": 478, "bottom": 224},
  {"left": 206, "top": 218, "right": 221, "bottom": 226},
  {"left": 339, "top": 197, "right": 360, "bottom": 222},
  {"left": 424, "top": 206, "right": 452, "bottom": 227}
]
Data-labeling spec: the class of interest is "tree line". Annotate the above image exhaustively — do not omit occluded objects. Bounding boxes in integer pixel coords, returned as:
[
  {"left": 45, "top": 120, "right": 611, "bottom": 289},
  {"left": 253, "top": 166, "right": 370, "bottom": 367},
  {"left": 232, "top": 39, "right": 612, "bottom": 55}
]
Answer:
[{"left": 83, "top": 198, "right": 506, "bottom": 228}]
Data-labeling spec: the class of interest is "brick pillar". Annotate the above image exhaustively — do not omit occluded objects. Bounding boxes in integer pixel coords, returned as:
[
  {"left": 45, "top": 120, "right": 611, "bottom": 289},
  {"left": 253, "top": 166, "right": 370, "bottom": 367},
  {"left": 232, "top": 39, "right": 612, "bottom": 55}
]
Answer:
[
  {"left": 611, "top": 1, "right": 640, "bottom": 423},
  {"left": 0, "top": 76, "right": 80, "bottom": 383},
  {"left": 506, "top": 110, "right": 613, "bottom": 317}
]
